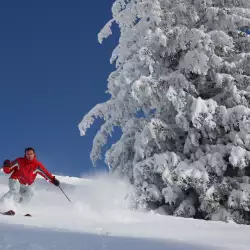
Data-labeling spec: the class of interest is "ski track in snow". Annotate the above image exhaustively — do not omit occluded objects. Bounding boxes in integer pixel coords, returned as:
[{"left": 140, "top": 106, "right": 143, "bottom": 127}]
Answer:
[{"left": 0, "top": 173, "right": 249, "bottom": 250}]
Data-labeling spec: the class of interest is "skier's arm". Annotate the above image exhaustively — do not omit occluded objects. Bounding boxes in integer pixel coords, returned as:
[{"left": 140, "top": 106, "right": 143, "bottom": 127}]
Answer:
[
  {"left": 2, "top": 159, "right": 19, "bottom": 174},
  {"left": 36, "top": 164, "right": 60, "bottom": 186}
]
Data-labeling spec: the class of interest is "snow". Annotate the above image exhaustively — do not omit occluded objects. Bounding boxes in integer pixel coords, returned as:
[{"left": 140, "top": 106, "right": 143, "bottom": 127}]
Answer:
[
  {"left": 0, "top": 173, "right": 250, "bottom": 249},
  {"left": 229, "top": 146, "right": 247, "bottom": 169}
]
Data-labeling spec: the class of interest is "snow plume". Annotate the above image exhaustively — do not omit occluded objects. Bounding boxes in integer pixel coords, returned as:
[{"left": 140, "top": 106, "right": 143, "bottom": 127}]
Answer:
[
  {"left": 71, "top": 173, "right": 135, "bottom": 223},
  {"left": 79, "top": 0, "right": 250, "bottom": 224}
]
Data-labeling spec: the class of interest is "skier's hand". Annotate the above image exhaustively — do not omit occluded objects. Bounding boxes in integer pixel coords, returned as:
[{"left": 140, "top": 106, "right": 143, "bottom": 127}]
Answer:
[
  {"left": 3, "top": 159, "right": 11, "bottom": 167},
  {"left": 52, "top": 177, "right": 60, "bottom": 187}
]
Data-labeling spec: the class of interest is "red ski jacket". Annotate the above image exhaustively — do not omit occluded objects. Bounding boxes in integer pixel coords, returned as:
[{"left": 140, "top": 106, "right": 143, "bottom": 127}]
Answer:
[{"left": 3, "top": 156, "right": 55, "bottom": 185}]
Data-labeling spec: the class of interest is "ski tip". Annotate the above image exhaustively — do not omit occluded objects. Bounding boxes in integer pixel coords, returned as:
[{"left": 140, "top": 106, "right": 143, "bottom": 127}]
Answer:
[{"left": 1, "top": 210, "right": 15, "bottom": 216}]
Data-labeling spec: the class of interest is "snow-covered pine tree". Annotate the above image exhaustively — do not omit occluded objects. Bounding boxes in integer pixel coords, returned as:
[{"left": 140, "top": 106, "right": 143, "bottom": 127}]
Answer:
[{"left": 79, "top": 0, "right": 250, "bottom": 224}]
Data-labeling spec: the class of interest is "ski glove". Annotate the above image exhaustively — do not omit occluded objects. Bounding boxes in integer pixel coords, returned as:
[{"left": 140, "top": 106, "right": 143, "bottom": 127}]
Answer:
[
  {"left": 3, "top": 160, "right": 11, "bottom": 167},
  {"left": 52, "top": 177, "right": 60, "bottom": 187}
]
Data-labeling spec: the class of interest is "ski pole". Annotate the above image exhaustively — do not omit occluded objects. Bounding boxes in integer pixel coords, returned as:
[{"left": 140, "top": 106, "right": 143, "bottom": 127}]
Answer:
[{"left": 58, "top": 186, "right": 72, "bottom": 203}]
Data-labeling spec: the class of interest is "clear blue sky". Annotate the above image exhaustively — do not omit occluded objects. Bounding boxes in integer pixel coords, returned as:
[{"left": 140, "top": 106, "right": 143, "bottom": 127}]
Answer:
[{"left": 0, "top": 0, "right": 119, "bottom": 177}]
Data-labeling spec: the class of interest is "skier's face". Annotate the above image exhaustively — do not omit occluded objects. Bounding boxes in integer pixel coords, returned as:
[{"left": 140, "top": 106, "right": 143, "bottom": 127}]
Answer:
[{"left": 26, "top": 150, "right": 35, "bottom": 161}]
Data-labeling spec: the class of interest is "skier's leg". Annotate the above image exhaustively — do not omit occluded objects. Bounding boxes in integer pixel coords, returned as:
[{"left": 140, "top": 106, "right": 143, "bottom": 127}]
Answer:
[
  {"left": 19, "top": 184, "right": 34, "bottom": 204},
  {"left": 0, "top": 179, "right": 20, "bottom": 203}
]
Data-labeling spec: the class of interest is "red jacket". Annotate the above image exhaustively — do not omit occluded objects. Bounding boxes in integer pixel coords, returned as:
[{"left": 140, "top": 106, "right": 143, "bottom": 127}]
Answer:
[{"left": 3, "top": 156, "right": 55, "bottom": 185}]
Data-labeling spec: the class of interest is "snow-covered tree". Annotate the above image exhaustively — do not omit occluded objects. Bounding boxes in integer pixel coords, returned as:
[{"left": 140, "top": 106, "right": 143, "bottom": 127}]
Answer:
[{"left": 79, "top": 0, "right": 250, "bottom": 224}]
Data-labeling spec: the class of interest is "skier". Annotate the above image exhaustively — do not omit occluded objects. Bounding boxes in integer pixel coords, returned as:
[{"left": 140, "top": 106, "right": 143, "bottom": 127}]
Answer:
[{"left": 0, "top": 147, "right": 60, "bottom": 213}]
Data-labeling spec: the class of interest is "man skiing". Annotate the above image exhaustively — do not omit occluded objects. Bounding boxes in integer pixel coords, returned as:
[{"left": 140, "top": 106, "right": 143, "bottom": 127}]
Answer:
[{"left": 0, "top": 147, "right": 60, "bottom": 212}]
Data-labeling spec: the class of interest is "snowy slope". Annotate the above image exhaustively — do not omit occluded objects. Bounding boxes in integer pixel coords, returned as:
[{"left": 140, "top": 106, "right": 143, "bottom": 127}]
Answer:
[{"left": 0, "top": 172, "right": 249, "bottom": 250}]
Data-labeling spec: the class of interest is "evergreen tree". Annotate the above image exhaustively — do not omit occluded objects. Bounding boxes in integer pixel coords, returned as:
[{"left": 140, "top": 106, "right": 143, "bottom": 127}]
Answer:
[{"left": 79, "top": 0, "right": 250, "bottom": 224}]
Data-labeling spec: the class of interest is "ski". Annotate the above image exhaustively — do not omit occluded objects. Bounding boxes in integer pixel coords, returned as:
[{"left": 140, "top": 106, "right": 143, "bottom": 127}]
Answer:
[{"left": 0, "top": 210, "right": 32, "bottom": 217}]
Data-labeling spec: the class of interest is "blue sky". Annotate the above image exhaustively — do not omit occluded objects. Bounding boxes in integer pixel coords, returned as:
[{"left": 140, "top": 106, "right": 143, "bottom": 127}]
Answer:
[{"left": 0, "top": 0, "right": 119, "bottom": 177}]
